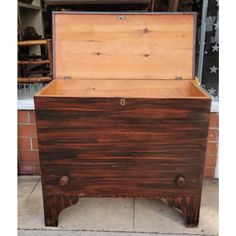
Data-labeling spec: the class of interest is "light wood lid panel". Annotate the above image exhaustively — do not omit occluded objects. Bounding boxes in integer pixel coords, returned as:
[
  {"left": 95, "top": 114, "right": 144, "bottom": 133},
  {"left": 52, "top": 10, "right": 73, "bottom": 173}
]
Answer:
[{"left": 53, "top": 13, "right": 196, "bottom": 80}]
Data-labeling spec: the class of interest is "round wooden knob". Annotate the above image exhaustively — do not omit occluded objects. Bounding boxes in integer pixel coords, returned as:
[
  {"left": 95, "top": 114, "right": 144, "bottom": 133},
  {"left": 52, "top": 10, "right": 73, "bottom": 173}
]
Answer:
[
  {"left": 175, "top": 176, "right": 186, "bottom": 187},
  {"left": 59, "top": 176, "right": 70, "bottom": 186}
]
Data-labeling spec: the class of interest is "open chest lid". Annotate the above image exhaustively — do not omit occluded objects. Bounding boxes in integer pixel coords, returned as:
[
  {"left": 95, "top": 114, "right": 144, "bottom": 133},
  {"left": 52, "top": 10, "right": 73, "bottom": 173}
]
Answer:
[{"left": 53, "top": 12, "right": 196, "bottom": 80}]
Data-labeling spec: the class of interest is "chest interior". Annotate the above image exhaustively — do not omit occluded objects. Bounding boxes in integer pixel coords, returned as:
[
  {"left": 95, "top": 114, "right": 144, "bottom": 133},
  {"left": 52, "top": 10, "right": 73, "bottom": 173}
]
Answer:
[{"left": 35, "top": 12, "right": 209, "bottom": 100}]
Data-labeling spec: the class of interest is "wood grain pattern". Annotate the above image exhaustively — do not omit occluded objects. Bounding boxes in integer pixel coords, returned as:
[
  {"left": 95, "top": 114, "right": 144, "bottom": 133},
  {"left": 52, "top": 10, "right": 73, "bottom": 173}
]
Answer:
[
  {"left": 35, "top": 97, "right": 210, "bottom": 162},
  {"left": 35, "top": 12, "right": 210, "bottom": 228},
  {"left": 166, "top": 195, "right": 201, "bottom": 227},
  {"left": 36, "top": 80, "right": 208, "bottom": 98},
  {"left": 53, "top": 13, "right": 195, "bottom": 80},
  {"left": 35, "top": 83, "right": 210, "bottom": 227},
  {"left": 43, "top": 194, "right": 79, "bottom": 226},
  {"left": 43, "top": 162, "right": 202, "bottom": 196},
  {"left": 35, "top": 97, "right": 210, "bottom": 192}
]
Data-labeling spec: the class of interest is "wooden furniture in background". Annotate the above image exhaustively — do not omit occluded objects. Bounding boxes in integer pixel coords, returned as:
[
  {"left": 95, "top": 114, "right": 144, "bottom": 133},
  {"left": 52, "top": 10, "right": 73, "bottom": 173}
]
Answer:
[
  {"left": 45, "top": 0, "right": 152, "bottom": 4},
  {"left": 167, "top": 0, "right": 200, "bottom": 12},
  {"left": 18, "top": 0, "right": 45, "bottom": 40},
  {"left": 34, "top": 12, "right": 211, "bottom": 227},
  {"left": 168, "top": 0, "right": 179, "bottom": 11},
  {"left": 18, "top": 39, "right": 53, "bottom": 83},
  {"left": 45, "top": 0, "right": 155, "bottom": 11}
]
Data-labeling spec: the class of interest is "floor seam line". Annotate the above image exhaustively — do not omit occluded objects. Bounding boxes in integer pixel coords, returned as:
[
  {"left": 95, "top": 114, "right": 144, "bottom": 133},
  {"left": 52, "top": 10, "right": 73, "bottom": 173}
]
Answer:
[
  {"left": 133, "top": 198, "right": 135, "bottom": 230},
  {"left": 17, "top": 228, "right": 217, "bottom": 236},
  {"left": 26, "top": 177, "right": 41, "bottom": 200}
]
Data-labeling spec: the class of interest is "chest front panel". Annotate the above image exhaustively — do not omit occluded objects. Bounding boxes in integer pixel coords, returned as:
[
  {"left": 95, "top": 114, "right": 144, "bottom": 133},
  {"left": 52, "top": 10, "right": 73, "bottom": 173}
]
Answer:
[{"left": 35, "top": 97, "right": 210, "bottom": 197}]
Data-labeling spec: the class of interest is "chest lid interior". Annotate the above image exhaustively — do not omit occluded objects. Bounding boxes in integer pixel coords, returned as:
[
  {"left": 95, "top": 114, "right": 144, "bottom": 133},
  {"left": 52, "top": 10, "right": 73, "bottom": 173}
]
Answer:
[{"left": 53, "top": 12, "right": 196, "bottom": 80}]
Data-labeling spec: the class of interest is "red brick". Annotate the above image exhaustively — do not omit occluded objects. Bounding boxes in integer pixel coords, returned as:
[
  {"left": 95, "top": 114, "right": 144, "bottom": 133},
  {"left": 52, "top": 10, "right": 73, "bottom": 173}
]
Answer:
[
  {"left": 209, "top": 113, "right": 219, "bottom": 128},
  {"left": 206, "top": 142, "right": 218, "bottom": 155},
  {"left": 19, "top": 150, "right": 39, "bottom": 163},
  {"left": 29, "top": 111, "right": 36, "bottom": 124},
  {"left": 204, "top": 167, "right": 215, "bottom": 178},
  {"left": 31, "top": 138, "right": 38, "bottom": 150},
  {"left": 18, "top": 124, "right": 37, "bottom": 137},
  {"left": 207, "top": 129, "right": 218, "bottom": 142},
  {"left": 205, "top": 155, "right": 217, "bottom": 168},
  {"left": 18, "top": 138, "right": 31, "bottom": 150},
  {"left": 18, "top": 111, "right": 29, "bottom": 124},
  {"left": 18, "top": 162, "right": 34, "bottom": 175}
]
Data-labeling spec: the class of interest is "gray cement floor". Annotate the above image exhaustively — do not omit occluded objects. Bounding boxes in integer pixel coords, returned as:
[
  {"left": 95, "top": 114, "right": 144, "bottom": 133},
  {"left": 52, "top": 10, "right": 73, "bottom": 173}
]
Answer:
[{"left": 18, "top": 177, "right": 218, "bottom": 236}]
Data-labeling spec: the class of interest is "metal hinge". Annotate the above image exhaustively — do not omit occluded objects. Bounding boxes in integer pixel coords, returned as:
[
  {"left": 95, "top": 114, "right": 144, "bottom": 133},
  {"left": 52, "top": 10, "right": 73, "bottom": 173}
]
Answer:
[
  {"left": 175, "top": 76, "right": 183, "bottom": 80},
  {"left": 117, "top": 15, "right": 126, "bottom": 20},
  {"left": 195, "top": 76, "right": 201, "bottom": 85},
  {"left": 63, "top": 75, "right": 71, "bottom": 80}
]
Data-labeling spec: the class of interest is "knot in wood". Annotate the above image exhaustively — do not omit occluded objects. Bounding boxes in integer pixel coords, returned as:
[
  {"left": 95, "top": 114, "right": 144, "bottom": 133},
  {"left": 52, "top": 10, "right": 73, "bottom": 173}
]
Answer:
[{"left": 143, "top": 27, "right": 149, "bottom": 33}]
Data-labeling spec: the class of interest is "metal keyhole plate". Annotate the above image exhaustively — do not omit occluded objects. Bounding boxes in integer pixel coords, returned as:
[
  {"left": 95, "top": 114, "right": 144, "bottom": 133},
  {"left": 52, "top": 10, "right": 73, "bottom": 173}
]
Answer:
[
  {"left": 120, "top": 98, "right": 126, "bottom": 106},
  {"left": 117, "top": 15, "right": 126, "bottom": 20}
]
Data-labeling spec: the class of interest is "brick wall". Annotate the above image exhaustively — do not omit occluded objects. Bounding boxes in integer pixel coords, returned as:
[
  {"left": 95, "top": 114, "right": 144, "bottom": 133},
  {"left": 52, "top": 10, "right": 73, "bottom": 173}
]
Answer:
[
  {"left": 18, "top": 110, "right": 219, "bottom": 178},
  {"left": 18, "top": 110, "right": 40, "bottom": 175}
]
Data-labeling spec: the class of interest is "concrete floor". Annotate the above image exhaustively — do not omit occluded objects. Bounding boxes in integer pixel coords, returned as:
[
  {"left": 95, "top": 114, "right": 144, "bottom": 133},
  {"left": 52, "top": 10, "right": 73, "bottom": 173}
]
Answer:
[{"left": 18, "top": 177, "right": 218, "bottom": 236}]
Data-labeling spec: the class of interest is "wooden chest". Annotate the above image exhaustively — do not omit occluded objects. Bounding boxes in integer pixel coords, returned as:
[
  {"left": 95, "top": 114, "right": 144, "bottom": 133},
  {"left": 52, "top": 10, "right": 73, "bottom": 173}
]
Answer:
[{"left": 34, "top": 12, "right": 211, "bottom": 227}]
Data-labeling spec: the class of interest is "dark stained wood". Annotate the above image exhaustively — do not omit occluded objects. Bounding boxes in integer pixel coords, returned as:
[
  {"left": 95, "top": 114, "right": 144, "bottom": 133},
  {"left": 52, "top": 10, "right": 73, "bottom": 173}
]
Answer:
[
  {"left": 43, "top": 194, "right": 79, "bottom": 226},
  {"left": 34, "top": 12, "right": 211, "bottom": 228},
  {"left": 166, "top": 195, "right": 201, "bottom": 227},
  {"left": 35, "top": 97, "right": 210, "bottom": 165},
  {"left": 43, "top": 162, "right": 202, "bottom": 196},
  {"left": 35, "top": 95, "right": 210, "bottom": 227},
  {"left": 25, "top": 70, "right": 51, "bottom": 75}
]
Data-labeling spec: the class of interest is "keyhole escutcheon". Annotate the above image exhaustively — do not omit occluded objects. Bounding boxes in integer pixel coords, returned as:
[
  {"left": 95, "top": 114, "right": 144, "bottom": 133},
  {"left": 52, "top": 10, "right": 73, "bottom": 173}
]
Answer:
[{"left": 120, "top": 98, "right": 126, "bottom": 106}]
